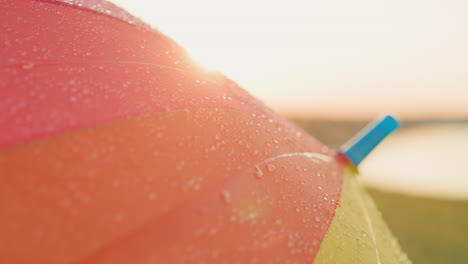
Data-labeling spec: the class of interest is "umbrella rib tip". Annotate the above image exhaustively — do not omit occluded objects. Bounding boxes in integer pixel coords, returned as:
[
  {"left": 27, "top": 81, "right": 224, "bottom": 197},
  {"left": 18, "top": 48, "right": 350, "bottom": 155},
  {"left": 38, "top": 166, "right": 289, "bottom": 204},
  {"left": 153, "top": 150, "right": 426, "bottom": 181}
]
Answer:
[{"left": 339, "top": 114, "right": 400, "bottom": 168}]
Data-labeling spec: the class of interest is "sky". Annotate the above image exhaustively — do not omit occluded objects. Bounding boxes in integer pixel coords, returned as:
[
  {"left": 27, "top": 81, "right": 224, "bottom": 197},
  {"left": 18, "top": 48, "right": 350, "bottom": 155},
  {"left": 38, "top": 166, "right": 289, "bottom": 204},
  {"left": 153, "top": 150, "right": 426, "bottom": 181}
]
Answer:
[{"left": 111, "top": 0, "right": 468, "bottom": 119}]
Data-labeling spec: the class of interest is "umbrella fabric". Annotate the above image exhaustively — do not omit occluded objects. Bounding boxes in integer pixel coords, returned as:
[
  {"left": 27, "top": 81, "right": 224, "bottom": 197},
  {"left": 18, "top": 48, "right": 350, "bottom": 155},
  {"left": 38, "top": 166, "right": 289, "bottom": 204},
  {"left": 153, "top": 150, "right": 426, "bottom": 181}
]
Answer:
[{"left": 0, "top": 0, "right": 409, "bottom": 263}]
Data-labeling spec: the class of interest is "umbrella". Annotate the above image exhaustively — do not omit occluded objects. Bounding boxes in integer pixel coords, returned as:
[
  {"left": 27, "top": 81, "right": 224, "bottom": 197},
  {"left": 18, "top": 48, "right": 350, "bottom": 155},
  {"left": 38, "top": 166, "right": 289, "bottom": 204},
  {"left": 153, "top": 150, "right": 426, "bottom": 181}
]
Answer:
[{"left": 0, "top": 0, "right": 410, "bottom": 263}]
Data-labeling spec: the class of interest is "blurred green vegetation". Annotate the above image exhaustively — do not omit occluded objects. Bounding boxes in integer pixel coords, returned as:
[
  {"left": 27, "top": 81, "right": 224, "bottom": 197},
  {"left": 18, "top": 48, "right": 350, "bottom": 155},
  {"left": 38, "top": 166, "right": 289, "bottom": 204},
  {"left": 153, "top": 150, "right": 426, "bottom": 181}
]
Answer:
[
  {"left": 292, "top": 118, "right": 468, "bottom": 264},
  {"left": 368, "top": 188, "right": 468, "bottom": 264}
]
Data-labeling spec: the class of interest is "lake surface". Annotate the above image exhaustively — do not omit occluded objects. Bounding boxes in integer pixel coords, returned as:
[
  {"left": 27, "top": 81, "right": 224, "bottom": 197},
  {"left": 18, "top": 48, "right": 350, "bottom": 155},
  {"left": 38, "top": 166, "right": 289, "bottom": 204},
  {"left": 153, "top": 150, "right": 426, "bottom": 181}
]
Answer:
[{"left": 359, "top": 123, "right": 468, "bottom": 200}]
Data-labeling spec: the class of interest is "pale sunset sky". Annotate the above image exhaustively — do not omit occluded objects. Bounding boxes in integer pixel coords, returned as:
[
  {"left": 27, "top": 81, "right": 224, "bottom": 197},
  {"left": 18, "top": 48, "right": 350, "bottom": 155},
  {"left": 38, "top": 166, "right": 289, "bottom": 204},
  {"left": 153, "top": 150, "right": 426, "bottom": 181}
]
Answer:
[{"left": 112, "top": 0, "right": 468, "bottom": 119}]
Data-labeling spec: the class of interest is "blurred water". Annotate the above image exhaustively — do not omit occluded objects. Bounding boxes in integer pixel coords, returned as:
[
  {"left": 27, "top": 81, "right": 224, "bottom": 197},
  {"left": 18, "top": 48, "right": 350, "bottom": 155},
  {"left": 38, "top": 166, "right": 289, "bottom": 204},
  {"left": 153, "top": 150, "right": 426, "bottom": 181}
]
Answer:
[{"left": 359, "top": 123, "right": 468, "bottom": 199}]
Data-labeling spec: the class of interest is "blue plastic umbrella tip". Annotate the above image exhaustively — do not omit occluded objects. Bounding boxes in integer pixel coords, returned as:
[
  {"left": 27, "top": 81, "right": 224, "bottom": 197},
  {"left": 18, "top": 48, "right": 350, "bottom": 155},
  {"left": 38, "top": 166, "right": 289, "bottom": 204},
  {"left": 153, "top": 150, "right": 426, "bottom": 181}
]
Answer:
[{"left": 340, "top": 115, "right": 400, "bottom": 168}]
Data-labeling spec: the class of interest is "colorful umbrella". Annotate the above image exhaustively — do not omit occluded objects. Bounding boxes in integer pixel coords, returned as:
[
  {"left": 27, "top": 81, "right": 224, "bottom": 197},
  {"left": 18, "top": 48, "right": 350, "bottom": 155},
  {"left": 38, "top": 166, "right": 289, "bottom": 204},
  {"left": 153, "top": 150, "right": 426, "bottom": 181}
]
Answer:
[{"left": 0, "top": 0, "right": 410, "bottom": 263}]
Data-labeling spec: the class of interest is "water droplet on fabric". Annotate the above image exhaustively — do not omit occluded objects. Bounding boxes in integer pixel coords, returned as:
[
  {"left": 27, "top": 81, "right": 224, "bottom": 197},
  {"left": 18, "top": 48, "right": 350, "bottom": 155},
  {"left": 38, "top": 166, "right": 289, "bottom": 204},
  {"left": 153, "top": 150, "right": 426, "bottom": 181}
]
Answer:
[
  {"left": 21, "top": 63, "right": 34, "bottom": 70},
  {"left": 176, "top": 160, "right": 185, "bottom": 170},
  {"left": 266, "top": 164, "right": 276, "bottom": 172},
  {"left": 115, "top": 213, "right": 124, "bottom": 222},
  {"left": 148, "top": 192, "right": 157, "bottom": 200},
  {"left": 59, "top": 199, "right": 71, "bottom": 208},
  {"left": 254, "top": 166, "right": 263, "bottom": 179},
  {"left": 211, "top": 250, "right": 220, "bottom": 258},
  {"left": 208, "top": 227, "right": 218, "bottom": 235},
  {"left": 220, "top": 190, "right": 231, "bottom": 204}
]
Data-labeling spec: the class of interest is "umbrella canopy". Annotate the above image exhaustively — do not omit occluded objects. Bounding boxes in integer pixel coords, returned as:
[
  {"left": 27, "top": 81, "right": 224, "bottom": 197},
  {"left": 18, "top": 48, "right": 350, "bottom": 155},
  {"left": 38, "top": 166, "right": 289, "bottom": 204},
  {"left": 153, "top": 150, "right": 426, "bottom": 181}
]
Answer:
[{"left": 0, "top": 0, "right": 409, "bottom": 263}]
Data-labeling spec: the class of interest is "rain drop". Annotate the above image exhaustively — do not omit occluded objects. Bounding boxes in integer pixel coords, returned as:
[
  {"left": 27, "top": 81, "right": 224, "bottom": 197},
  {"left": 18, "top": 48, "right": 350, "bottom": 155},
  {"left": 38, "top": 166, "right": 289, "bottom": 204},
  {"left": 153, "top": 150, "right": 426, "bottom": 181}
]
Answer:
[
  {"left": 115, "top": 213, "right": 124, "bottom": 222},
  {"left": 21, "top": 62, "right": 34, "bottom": 70},
  {"left": 266, "top": 164, "right": 276, "bottom": 172},
  {"left": 88, "top": 152, "right": 98, "bottom": 160},
  {"left": 112, "top": 180, "right": 120, "bottom": 187},
  {"left": 176, "top": 160, "right": 185, "bottom": 171},
  {"left": 254, "top": 166, "right": 263, "bottom": 179},
  {"left": 220, "top": 190, "right": 231, "bottom": 204},
  {"left": 148, "top": 192, "right": 157, "bottom": 200},
  {"left": 211, "top": 250, "right": 220, "bottom": 258},
  {"left": 208, "top": 227, "right": 218, "bottom": 235},
  {"left": 59, "top": 199, "right": 71, "bottom": 208}
]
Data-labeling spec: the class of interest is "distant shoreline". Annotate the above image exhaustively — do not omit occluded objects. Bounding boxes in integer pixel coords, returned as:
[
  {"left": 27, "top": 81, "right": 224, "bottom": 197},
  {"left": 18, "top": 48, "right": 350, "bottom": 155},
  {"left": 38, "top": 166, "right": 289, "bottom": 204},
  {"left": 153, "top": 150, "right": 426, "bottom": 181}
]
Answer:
[{"left": 290, "top": 118, "right": 468, "bottom": 148}]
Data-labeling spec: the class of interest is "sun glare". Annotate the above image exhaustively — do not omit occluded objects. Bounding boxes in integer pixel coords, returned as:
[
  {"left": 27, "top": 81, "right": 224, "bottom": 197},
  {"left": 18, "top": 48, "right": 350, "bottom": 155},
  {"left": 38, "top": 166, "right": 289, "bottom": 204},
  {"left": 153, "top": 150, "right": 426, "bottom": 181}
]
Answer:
[{"left": 112, "top": 0, "right": 468, "bottom": 118}]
